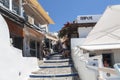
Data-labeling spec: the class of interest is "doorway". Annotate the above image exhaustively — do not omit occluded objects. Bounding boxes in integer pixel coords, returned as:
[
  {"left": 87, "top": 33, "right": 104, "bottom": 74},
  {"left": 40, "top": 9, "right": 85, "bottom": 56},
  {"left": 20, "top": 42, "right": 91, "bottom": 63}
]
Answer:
[
  {"left": 37, "top": 42, "right": 40, "bottom": 59},
  {"left": 102, "top": 53, "right": 113, "bottom": 67}
]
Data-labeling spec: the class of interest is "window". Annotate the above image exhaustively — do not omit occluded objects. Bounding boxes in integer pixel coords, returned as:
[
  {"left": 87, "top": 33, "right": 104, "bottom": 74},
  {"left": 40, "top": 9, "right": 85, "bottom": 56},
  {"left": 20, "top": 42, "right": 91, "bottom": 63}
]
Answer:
[
  {"left": 0, "top": 0, "right": 9, "bottom": 8},
  {"left": 29, "top": 40, "right": 41, "bottom": 58},
  {"left": 30, "top": 40, "right": 36, "bottom": 57},
  {"left": 10, "top": 36, "right": 23, "bottom": 50},
  {"left": 12, "top": 1, "right": 19, "bottom": 14},
  {"left": 102, "top": 53, "right": 113, "bottom": 67}
]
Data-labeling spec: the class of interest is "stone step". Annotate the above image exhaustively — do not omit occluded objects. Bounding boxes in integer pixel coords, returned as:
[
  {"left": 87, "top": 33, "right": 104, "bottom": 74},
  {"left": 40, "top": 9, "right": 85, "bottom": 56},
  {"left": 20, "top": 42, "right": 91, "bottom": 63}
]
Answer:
[
  {"left": 39, "top": 64, "right": 73, "bottom": 68},
  {"left": 47, "top": 56, "right": 62, "bottom": 60},
  {"left": 29, "top": 73, "right": 78, "bottom": 78},
  {"left": 44, "top": 59, "right": 71, "bottom": 63},
  {"left": 29, "top": 53, "right": 79, "bottom": 80},
  {"left": 28, "top": 77, "right": 73, "bottom": 80},
  {"left": 32, "top": 67, "right": 72, "bottom": 74},
  {"left": 52, "top": 55, "right": 63, "bottom": 57},
  {"left": 40, "top": 62, "right": 70, "bottom": 67}
]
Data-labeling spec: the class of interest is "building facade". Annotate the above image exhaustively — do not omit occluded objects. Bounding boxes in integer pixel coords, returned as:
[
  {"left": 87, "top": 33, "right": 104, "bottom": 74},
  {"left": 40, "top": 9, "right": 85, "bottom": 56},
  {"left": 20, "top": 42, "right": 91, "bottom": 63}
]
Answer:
[
  {"left": 59, "top": 15, "right": 101, "bottom": 51},
  {"left": 0, "top": 0, "right": 54, "bottom": 59}
]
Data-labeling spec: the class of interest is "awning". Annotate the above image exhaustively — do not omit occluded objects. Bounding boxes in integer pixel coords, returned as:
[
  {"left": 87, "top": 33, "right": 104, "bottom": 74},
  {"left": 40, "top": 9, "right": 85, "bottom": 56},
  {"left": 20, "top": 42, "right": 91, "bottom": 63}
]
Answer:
[
  {"left": 45, "top": 34, "right": 58, "bottom": 41},
  {"left": 80, "top": 5, "right": 120, "bottom": 51},
  {"left": 24, "top": 27, "right": 45, "bottom": 40},
  {"left": 23, "top": 0, "right": 54, "bottom": 24},
  {"left": 80, "top": 43, "right": 120, "bottom": 51}
]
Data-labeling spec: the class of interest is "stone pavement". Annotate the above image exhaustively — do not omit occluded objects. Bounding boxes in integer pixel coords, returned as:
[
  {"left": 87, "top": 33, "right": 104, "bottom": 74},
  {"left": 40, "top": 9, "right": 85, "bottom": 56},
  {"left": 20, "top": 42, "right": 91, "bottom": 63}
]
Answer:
[{"left": 28, "top": 53, "right": 79, "bottom": 80}]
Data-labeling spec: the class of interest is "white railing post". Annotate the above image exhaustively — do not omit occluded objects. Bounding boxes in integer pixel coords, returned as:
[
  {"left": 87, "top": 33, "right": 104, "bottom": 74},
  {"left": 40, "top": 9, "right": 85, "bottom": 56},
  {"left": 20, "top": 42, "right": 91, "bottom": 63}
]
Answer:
[
  {"left": 98, "top": 55, "right": 104, "bottom": 79},
  {"left": 9, "top": 0, "right": 12, "bottom": 11}
]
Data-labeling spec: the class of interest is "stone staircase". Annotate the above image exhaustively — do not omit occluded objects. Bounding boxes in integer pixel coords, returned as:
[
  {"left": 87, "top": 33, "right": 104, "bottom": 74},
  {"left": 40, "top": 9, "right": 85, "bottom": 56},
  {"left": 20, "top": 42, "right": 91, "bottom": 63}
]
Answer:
[{"left": 28, "top": 53, "right": 79, "bottom": 80}]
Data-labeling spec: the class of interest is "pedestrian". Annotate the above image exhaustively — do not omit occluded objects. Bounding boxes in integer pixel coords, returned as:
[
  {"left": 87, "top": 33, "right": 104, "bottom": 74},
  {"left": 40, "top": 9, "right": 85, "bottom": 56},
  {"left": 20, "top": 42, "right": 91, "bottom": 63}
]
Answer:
[{"left": 103, "top": 60, "right": 109, "bottom": 67}]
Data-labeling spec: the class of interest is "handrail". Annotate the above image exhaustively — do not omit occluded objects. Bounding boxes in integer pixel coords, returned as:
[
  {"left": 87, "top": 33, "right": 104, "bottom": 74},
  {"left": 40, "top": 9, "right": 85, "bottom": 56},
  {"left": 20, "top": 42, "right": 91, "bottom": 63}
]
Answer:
[
  {"left": 98, "top": 67, "right": 118, "bottom": 75},
  {"left": 89, "top": 55, "right": 102, "bottom": 60}
]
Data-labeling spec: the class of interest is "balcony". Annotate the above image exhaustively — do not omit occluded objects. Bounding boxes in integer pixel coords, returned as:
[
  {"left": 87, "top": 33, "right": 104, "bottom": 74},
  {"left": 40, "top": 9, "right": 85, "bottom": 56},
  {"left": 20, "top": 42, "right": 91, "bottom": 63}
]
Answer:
[
  {"left": 0, "top": 0, "right": 9, "bottom": 8},
  {"left": 34, "top": 24, "right": 46, "bottom": 33},
  {"left": 0, "top": 0, "right": 23, "bottom": 16},
  {"left": 12, "top": 2, "right": 19, "bottom": 15}
]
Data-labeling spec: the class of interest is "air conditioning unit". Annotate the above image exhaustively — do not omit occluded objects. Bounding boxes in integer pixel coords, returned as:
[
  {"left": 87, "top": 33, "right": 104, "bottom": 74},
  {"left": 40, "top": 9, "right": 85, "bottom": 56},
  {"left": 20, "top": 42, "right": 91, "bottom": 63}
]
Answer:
[{"left": 27, "top": 15, "right": 34, "bottom": 25}]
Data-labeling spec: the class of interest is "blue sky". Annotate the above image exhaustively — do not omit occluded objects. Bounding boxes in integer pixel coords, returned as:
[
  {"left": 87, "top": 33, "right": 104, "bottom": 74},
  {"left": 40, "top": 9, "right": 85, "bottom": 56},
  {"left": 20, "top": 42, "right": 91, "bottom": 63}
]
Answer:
[{"left": 39, "top": 0, "right": 120, "bottom": 32}]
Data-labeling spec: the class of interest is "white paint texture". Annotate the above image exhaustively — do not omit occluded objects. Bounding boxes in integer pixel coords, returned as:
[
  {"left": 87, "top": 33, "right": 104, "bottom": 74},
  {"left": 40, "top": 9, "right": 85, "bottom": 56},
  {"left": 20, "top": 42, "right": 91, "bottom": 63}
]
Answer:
[
  {"left": 78, "top": 27, "right": 93, "bottom": 38},
  {"left": 71, "top": 39, "right": 115, "bottom": 80},
  {"left": 81, "top": 5, "right": 120, "bottom": 50},
  {"left": 71, "top": 47, "right": 98, "bottom": 80},
  {"left": 0, "top": 14, "right": 38, "bottom": 80},
  {"left": 71, "top": 38, "right": 85, "bottom": 49},
  {"left": 71, "top": 41, "right": 120, "bottom": 79}
]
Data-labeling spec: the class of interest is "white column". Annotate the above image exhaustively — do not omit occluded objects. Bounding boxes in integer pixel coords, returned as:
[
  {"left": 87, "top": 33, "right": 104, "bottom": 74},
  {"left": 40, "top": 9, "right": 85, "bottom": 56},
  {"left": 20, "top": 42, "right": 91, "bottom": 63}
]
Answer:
[
  {"left": 9, "top": 0, "right": 12, "bottom": 11},
  {"left": 23, "top": 37, "right": 27, "bottom": 57},
  {"left": 46, "top": 25, "right": 49, "bottom": 32},
  {"left": 19, "top": 0, "right": 23, "bottom": 17}
]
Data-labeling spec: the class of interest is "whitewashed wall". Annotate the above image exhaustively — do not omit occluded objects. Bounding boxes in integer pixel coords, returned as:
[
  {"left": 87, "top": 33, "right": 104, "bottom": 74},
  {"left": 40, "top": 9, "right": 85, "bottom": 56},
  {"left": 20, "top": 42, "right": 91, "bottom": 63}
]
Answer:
[
  {"left": 71, "top": 38, "right": 98, "bottom": 80},
  {"left": 112, "top": 49, "right": 120, "bottom": 63},
  {"left": 71, "top": 38, "right": 86, "bottom": 49},
  {"left": 71, "top": 47, "right": 98, "bottom": 80},
  {"left": 78, "top": 27, "right": 93, "bottom": 38},
  {"left": 12, "top": 47, "right": 38, "bottom": 80},
  {"left": 71, "top": 38, "right": 120, "bottom": 80},
  {"left": 0, "top": 14, "right": 38, "bottom": 80}
]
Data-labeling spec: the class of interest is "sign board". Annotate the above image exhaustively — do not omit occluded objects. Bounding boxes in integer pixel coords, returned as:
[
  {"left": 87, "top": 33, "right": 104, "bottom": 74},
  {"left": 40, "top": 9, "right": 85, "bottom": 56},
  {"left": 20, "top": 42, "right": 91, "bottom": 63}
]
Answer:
[{"left": 76, "top": 15, "right": 101, "bottom": 23}]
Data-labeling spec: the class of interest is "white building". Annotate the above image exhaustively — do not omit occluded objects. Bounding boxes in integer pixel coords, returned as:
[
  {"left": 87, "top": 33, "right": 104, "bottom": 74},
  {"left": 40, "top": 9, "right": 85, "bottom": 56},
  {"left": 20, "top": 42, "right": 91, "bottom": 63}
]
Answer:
[
  {"left": 80, "top": 5, "right": 120, "bottom": 66},
  {"left": 0, "top": 0, "right": 54, "bottom": 80},
  {"left": 76, "top": 15, "right": 101, "bottom": 38},
  {"left": 71, "top": 5, "right": 120, "bottom": 80},
  {"left": 71, "top": 15, "right": 101, "bottom": 49}
]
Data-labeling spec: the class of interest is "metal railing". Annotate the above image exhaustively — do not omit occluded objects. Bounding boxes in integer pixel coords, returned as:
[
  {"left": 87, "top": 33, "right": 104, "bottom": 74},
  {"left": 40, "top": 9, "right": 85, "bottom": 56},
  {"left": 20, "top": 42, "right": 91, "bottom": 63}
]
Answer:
[
  {"left": 0, "top": 0, "right": 20, "bottom": 15},
  {"left": 12, "top": 2, "right": 19, "bottom": 15},
  {"left": 0, "top": 0, "right": 9, "bottom": 8}
]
